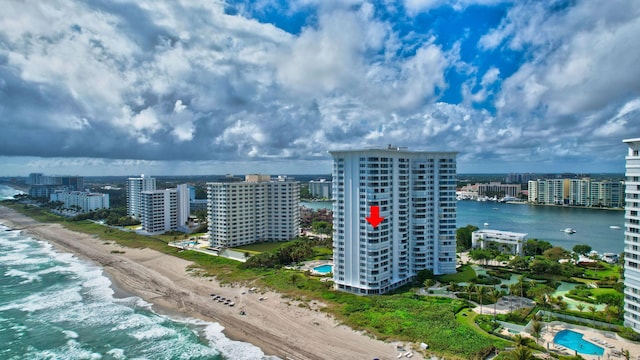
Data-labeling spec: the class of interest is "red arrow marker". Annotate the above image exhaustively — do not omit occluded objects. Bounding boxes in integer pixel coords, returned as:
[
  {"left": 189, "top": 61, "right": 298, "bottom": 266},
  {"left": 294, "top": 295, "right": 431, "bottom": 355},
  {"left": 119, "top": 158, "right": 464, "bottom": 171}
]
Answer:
[{"left": 366, "top": 206, "right": 384, "bottom": 228}]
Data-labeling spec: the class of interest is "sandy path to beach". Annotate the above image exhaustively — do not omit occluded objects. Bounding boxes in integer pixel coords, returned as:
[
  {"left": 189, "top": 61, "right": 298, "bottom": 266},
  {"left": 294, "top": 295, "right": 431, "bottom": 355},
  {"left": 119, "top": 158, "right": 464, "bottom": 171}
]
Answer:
[{"left": 0, "top": 206, "right": 415, "bottom": 360}]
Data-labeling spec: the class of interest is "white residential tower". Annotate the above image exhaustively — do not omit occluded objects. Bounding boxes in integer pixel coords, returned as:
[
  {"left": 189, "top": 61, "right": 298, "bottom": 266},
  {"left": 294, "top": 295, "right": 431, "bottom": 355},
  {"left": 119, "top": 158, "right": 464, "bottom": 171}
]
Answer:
[
  {"left": 330, "top": 146, "right": 457, "bottom": 295},
  {"left": 127, "top": 175, "right": 156, "bottom": 219},
  {"left": 624, "top": 137, "right": 640, "bottom": 332},
  {"left": 207, "top": 175, "right": 300, "bottom": 248}
]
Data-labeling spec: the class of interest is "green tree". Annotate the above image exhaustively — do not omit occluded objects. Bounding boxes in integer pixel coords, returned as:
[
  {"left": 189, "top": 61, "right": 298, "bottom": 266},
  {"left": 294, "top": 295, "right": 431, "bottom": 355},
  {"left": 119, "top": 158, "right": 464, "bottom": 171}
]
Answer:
[
  {"left": 543, "top": 246, "right": 570, "bottom": 261},
  {"left": 311, "top": 221, "right": 332, "bottom": 234},
  {"left": 193, "top": 209, "right": 208, "bottom": 223},
  {"left": 588, "top": 305, "right": 597, "bottom": 322},
  {"left": 524, "top": 239, "right": 552, "bottom": 256},
  {"left": 300, "top": 185, "right": 312, "bottom": 199},
  {"left": 415, "top": 269, "right": 434, "bottom": 285},
  {"left": 491, "top": 288, "right": 501, "bottom": 316},
  {"left": 572, "top": 244, "right": 592, "bottom": 256},
  {"left": 456, "top": 224, "right": 479, "bottom": 251},
  {"left": 476, "top": 285, "right": 488, "bottom": 314},
  {"left": 465, "top": 284, "right": 475, "bottom": 304},
  {"left": 622, "top": 348, "right": 630, "bottom": 360},
  {"left": 576, "top": 303, "right": 585, "bottom": 314},
  {"left": 509, "top": 256, "right": 529, "bottom": 271},
  {"left": 469, "top": 248, "right": 495, "bottom": 265},
  {"left": 530, "top": 320, "right": 543, "bottom": 344},
  {"left": 529, "top": 258, "right": 551, "bottom": 274}
]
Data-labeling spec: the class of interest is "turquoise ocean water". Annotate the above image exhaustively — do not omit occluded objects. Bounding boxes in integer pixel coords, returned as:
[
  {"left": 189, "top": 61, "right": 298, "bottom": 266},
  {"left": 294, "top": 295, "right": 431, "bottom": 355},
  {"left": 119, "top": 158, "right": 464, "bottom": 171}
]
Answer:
[
  {"left": 302, "top": 200, "right": 625, "bottom": 254},
  {"left": 0, "top": 185, "right": 278, "bottom": 360}
]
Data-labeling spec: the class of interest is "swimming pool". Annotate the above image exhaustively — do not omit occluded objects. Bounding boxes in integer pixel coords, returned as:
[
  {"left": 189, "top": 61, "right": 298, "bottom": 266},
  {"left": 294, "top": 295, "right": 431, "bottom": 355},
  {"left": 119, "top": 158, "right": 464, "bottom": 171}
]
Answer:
[
  {"left": 313, "top": 264, "right": 333, "bottom": 274},
  {"left": 554, "top": 330, "right": 604, "bottom": 355}
]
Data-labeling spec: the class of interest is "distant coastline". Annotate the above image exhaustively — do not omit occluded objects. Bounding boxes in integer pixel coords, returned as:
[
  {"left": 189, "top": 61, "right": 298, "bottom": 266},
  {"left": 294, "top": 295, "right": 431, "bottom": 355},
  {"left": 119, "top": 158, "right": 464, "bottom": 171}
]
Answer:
[{"left": 0, "top": 182, "right": 28, "bottom": 192}]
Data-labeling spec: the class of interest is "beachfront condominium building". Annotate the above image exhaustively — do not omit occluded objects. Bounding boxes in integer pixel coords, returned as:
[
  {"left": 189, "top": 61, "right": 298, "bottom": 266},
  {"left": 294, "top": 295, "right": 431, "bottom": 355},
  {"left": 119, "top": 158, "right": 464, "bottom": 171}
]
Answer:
[
  {"left": 207, "top": 175, "right": 300, "bottom": 248},
  {"left": 330, "top": 146, "right": 457, "bottom": 295},
  {"left": 50, "top": 190, "right": 110, "bottom": 212},
  {"left": 140, "top": 189, "right": 177, "bottom": 234},
  {"left": 176, "top": 184, "right": 190, "bottom": 227},
  {"left": 127, "top": 175, "right": 156, "bottom": 219},
  {"left": 624, "top": 138, "right": 640, "bottom": 333}
]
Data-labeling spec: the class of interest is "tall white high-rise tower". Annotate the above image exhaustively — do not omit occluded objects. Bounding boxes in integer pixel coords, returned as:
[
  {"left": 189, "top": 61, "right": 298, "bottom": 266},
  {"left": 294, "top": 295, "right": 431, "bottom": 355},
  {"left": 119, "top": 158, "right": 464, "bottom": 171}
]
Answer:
[
  {"left": 126, "top": 174, "right": 156, "bottom": 219},
  {"left": 330, "top": 146, "right": 457, "bottom": 295},
  {"left": 624, "top": 138, "right": 640, "bottom": 332}
]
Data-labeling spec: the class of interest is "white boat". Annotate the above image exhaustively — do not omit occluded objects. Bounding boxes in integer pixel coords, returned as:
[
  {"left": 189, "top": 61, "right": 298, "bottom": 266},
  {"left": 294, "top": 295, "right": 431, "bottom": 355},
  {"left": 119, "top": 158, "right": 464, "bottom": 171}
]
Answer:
[
  {"left": 562, "top": 228, "right": 576, "bottom": 234},
  {"left": 484, "top": 222, "right": 489, "bottom": 227},
  {"left": 610, "top": 225, "right": 621, "bottom": 230}
]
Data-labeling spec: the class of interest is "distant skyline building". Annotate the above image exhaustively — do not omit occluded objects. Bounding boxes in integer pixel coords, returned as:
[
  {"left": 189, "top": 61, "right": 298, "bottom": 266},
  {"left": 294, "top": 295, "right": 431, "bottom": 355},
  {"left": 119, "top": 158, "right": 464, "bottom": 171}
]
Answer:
[
  {"left": 140, "top": 189, "right": 177, "bottom": 234},
  {"left": 330, "top": 146, "right": 457, "bottom": 295},
  {"left": 309, "top": 179, "right": 332, "bottom": 198},
  {"left": 126, "top": 175, "right": 156, "bottom": 219},
  {"left": 623, "top": 137, "right": 640, "bottom": 333},
  {"left": 207, "top": 175, "right": 300, "bottom": 249},
  {"left": 476, "top": 182, "right": 521, "bottom": 197},
  {"left": 528, "top": 178, "right": 624, "bottom": 207},
  {"left": 505, "top": 173, "right": 537, "bottom": 184},
  {"left": 27, "top": 173, "right": 85, "bottom": 197}
]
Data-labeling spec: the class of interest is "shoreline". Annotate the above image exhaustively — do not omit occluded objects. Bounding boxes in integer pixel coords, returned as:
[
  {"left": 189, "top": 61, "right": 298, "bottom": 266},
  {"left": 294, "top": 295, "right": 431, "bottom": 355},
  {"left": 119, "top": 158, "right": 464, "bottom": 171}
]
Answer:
[{"left": 0, "top": 206, "right": 409, "bottom": 360}]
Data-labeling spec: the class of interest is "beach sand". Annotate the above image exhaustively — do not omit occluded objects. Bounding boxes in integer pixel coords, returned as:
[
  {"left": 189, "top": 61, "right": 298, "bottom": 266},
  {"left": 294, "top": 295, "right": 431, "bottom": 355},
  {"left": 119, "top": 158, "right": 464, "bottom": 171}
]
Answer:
[{"left": 0, "top": 206, "right": 417, "bottom": 360}]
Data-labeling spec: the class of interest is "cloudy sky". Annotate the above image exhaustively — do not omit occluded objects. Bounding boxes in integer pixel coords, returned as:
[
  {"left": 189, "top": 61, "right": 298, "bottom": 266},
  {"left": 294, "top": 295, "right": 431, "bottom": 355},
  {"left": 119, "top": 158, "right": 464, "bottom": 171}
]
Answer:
[{"left": 1, "top": 0, "right": 639, "bottom": 176}]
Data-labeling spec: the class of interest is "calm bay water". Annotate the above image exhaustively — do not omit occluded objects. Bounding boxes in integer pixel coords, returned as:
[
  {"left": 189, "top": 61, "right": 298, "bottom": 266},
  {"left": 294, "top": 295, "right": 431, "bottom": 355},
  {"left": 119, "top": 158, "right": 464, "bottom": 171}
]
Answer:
[
  {"left": 0, "top": 186, "right": 278, "bottom": 360},
  {"left": 302, "top": 200, "right": 625, "bottom": 254}
]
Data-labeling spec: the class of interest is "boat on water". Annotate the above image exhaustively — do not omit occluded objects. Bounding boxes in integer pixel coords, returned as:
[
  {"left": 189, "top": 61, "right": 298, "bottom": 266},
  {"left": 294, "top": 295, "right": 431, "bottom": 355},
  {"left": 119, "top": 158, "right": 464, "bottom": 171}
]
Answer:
[
  {"left": 484, "top": 222, "right": 489, "bottom": 227},
  {"left": 610, "top": 225, "right": 622, "bottom": 230},
  {"left": 562, "top": 228, "right": 576, "bottom": 234}
]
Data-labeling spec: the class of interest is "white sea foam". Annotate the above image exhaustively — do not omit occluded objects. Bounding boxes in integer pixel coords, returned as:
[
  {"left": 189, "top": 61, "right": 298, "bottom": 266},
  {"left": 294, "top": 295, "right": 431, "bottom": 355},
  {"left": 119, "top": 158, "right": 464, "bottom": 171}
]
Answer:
[
  {"left": 131, "top": 326, "right": 176, "bottom": 340},
  {"left": 105, "top": 348, "right": 126, "bottom": 359},
  {"left": 203, "top": 322, "right": 281, "bottom": 360},
  {"left": 62, "top": 330, "right": 79, "bottom": 339},
  {"left": 0, "top": 222, "right": 279, "bottom": 360},
  {"left": 4, "top": 268, "right": 41, "bottom": 284},
  {"left": 0, "top": 286, "right": 83, "bottom": 312}
]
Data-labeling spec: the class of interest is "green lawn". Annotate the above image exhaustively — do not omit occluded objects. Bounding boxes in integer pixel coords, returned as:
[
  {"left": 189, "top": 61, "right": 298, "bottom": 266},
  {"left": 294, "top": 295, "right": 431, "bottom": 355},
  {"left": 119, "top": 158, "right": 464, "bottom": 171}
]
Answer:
[
  {"left": 231, "top": 241, "right": 290, "bottom": 253},
  {"left": 581, "top": 262, "right": 621, "bottom": 279},
  {"left": 436, "top": 264, "right": 477, "bottom": 283}
]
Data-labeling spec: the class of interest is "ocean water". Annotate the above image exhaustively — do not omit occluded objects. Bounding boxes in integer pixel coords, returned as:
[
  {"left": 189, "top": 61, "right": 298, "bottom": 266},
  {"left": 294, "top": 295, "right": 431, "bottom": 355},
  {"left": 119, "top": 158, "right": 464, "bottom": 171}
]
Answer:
[
  {"left": 0, "top": 186, "right": 278, "bottom": 360},
  {"left": 302, "top": 200, "right": 625, "bottom": 254},
  {"left": 0, "top": 185, "right": 24, "bottom": 200}
]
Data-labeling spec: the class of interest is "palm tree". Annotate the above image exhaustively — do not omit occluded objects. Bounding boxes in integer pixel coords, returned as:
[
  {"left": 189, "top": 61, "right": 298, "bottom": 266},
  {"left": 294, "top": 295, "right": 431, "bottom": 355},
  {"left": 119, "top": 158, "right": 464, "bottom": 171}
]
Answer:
[
  {"left": 530, "top": 321, "right": 543, "bottom": 344},
  {"left": 512, "top": 334, "right": 525, "bottom": 347},
  {"left": 465, "top": 284, "right": 475, "bottom": 304},
  {"left": 622, "top": 348, "right": 630, "bottom": 360},
  {"left": 492, "top": 288, "right": 501, "bottom": 316},
  {"left": 588, "top": 305, "right": 597, "bottom": 323},
  {"left": 503, "top": 345, "right": 536, "bottom": 360},
  {"left": 477, "top": 285, "right": 488, "bottom": 314},
  {"left": 576, "top": 303, "right": 585, "bottom": 314},
  {"left": 510, "top": 283, "right": 519, "bottom": 311}
]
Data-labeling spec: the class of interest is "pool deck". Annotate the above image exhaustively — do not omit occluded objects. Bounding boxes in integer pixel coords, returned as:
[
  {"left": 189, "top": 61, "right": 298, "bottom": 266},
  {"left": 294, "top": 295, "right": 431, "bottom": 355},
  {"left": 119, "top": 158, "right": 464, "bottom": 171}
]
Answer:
[
  {"left": 296, "top": 260, "right": 333, "bottom": 275},
  {"left": 540, "top": 321, "right": 640, "bottom": 359}
]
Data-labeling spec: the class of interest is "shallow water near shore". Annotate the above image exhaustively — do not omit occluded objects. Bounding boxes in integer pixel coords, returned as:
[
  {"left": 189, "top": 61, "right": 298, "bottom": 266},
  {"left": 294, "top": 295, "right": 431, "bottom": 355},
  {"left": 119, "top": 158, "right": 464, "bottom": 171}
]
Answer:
[{"left": 0, "top": 222, "right": 278, "bottom": 360}]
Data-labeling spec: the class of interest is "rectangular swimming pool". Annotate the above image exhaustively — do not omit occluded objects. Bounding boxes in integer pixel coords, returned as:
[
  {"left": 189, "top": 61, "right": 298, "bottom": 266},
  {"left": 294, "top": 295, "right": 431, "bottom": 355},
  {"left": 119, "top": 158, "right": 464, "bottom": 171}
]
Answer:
[{"left": 554, "top": 329, "right": 604, "bottom": 356}]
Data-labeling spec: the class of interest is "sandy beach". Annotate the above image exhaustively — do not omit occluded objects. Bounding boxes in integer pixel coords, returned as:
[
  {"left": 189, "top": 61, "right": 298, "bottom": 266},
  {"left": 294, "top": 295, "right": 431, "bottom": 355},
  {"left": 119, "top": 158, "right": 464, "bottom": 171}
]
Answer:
[{"left": 0, "top": 206, "right": 416, "bottom": 360}]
